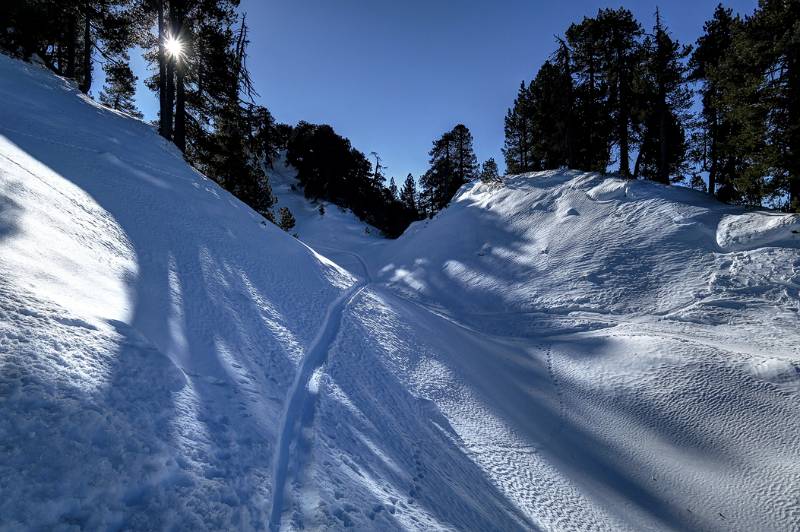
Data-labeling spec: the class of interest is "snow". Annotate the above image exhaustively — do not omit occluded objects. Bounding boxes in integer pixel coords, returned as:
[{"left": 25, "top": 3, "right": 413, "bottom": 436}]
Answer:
[{"left": 2, "top": 54, "right": 800, "bottom": 531}]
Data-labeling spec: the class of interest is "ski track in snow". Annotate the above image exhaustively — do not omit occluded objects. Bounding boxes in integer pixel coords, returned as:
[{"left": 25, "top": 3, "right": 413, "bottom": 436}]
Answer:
[{"left": 268, "top": 253, "right": 371, "bottom": 530}]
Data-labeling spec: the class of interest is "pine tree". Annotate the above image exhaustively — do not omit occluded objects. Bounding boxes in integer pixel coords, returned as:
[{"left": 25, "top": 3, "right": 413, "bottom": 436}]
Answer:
[
  {"left": 388, "top": 177, "right": 398, "bottom": 199},
  {"left": 479, "top": 158, "right": 501, "bottom": 183},
  {"left": 635, "top": 9, "right": 692, "bottom": 184},
  {"left": 400, "top": 174, "right": 418, "bottom": 212},
  {"left": 278, "top": 207, "right": 296, "bottom": 232},
  {"left": 502, "top": 82, "right": 536, "bottom": 173},
  {"left": 749, "top": 0, "right": 800, "bottom": 211},
  {"left": 528, "top": 60, "right": 574, "bottom": 169},
  {"left": 565, "top": 16, "right": 612, "bottom": 171},
  {"left": 595, "top": 8, "right": 644, "bottom": 177},
  {"left": 421, "top": 124, "right": 478, "bottom": 213},
  {"left": 690, "top": 5, "right": 740, "bottom": 197},
  {"left": 100, "top": 56, "right": 143, "bottom": 117}
]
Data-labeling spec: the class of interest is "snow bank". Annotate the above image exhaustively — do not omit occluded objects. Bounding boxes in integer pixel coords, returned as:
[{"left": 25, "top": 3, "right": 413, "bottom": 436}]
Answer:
[
  {"left": 0, "top": 54, "right": 354, "bottom": 530},
  {"left": 716, "top": 210, "right": 800, "bottom": 251}
]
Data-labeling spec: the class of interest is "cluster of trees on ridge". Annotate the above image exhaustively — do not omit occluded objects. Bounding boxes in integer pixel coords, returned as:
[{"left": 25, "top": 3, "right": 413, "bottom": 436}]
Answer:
[{"left": 503, "top": 3, "right": 800, "bottom": 211}]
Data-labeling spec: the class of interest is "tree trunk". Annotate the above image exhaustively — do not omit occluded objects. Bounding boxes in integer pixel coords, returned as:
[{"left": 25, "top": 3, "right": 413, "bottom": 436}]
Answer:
[
  {"left": 617, "top": 47, "right": 630, "bottom": 178},
  {"left": 171, "top": 0, "right": 186, "bottom": 152},
  {"left": 788, "top": 47, "right": 800, "bottom": 211},
  {"left": 66, "top": 12, "right": 77, "bottom": 79},
  {"left": 657, "top": 100, "right": 669, "bottom": 184},
  {"left": 157, "top": 1, "right": 171, "bottom": 140},
  {"left": 708, "top": 108, "right": 718, "bottom": 197},
  {"left": 79, "top": 0, "right": 92, "bottom": 94}
]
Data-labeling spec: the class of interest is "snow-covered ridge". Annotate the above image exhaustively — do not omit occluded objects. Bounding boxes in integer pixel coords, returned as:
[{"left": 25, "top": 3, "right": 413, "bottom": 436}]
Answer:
[{"left": 379, "top": 170, "right": 799, "bottom": 329}]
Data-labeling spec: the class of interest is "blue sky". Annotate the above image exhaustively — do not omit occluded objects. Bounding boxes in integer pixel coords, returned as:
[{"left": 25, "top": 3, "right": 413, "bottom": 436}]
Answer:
[{"left": 125, "top": 1, "right": 758, "bottom": 180}]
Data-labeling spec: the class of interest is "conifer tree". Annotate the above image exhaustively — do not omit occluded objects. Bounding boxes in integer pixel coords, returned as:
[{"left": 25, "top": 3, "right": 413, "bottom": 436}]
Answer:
[
  {"left": 596, "top": 8, "right": 644, "bottom": 177},
  {"left": 480, "top": 158, "right": 501, "bottom": 183},
  {"left": 400, "top": 174, "right": 418, "bottom": 212},
  {"left": 100, "top": 58, "right": 142, "bottom": 117},
  {"left": 278, "top": 207, "right": 296, "bottom": 232},
  {"left": 421, "top": 124, "right": 478, "bottom": 213},
  {"left": 388, "top": 177, "right": 398, "bottom": 199},
  {"left": 749, "top": 0, "right": 800, "bottom": 211},
  {"left": 565, "top": 16, "right": 612, "bottom": 171},
  {"left": 636, "top": 10, "right": 692, "bottom": 183},
  {"left": 690, "top": 5, "right": 740, "bottom": 197},
  {"left": 502, "top": 82, "right": 536, "bottom": 173}
]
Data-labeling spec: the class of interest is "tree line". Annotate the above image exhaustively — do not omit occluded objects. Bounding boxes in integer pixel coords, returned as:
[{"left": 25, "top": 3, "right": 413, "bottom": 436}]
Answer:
[{"left": 503, "top": 2, "right": 800, "bottom": 212}]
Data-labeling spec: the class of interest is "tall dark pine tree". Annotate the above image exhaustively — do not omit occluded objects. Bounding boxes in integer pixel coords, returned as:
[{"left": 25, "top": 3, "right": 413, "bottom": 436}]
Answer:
[
  {"left": 400, "top": 174, "right": 418, "bottom": 213},
  {"left": 713, "top": 5, "right": 772, "bottom": 206},
  {"left": 690, "top": 5, "right": 739, "bottom": 197},
  {"left": 596, "top": 8, "right": 644, "bottom": 178},
  {"left": 479, "top": 158, "right": 501, "bottom": 183},
  {"left": 502, "top": 82, "right": 535, "bottom": 173},
  {"left": 452, "top": 124, "right": 479, "bottom": 184},
  {"left": 636, "top": 10, "right": 692, "bottom": 184},
  {"left": 750, "top": 0, "right": 800, "bottom": 211},
  {"left": 421, "top": 124, "right": 478, "bottom": 213},
  {"left": 565, "top": 16, "right": 612, "bottom": 171},
  {"left": 528, "top": 59, "right": 574, "bottom": 169},
  {"left": 100, "top": 57, "right": 142, "bottom": 117}
]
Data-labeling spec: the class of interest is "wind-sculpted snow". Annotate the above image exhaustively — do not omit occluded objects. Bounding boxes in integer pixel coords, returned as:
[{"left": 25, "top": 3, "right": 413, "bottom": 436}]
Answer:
[{"left": 2, "top": 54, "right": 800, "bottom": 531}]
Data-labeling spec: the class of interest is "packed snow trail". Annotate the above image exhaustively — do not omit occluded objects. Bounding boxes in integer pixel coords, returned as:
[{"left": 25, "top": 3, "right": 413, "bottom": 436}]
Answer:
[{"left": 268, "top": 258, "right": 370, "bottom": 530}]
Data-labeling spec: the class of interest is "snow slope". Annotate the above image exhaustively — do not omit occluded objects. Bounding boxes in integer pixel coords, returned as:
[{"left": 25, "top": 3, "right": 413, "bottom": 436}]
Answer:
[
  {"left": 0, "top": 55, "right": 356, "bottom": 529},
  {"left": 2, "top": 53, "right": 800, "bottom": 532},
  {"left": 279, "top": 172, "right": 800, "bottom": 531}
]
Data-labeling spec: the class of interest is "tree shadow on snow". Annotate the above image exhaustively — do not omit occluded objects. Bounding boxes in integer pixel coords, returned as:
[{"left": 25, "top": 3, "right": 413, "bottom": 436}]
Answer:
[{"left": 0, "top": 90, "right": 324, "bottom": 529}]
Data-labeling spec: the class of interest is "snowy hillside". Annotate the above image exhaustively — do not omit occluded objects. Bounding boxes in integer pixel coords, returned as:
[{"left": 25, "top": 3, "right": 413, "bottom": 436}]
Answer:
[
  {"left": 2, "top": 53, "right": 800, "bottom": 532},
  {"left": 0, "top": 55, "right": 356, "bottom": 529}
]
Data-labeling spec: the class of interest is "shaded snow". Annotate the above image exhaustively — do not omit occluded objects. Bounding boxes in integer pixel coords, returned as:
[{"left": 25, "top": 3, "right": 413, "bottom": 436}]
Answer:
[{"left": 2, "top": 54, "right": 800, "bottom": 532}]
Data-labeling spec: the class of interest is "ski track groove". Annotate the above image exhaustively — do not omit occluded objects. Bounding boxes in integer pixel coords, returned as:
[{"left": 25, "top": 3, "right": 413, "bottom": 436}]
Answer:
[{"left": 267, "top": 249, "right": 370, "bottom": 531}]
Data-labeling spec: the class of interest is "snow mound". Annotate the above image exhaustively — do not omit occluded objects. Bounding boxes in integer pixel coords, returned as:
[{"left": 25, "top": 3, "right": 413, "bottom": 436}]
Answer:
[
  {"left": 716, "top": 210, "right": 800, "bottom": 251},
  {"left": 586, "top": 178, "right": 629, "bottom": 201}
]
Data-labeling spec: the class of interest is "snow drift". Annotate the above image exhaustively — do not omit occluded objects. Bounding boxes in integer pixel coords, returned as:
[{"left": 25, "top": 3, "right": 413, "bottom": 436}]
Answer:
[{"left": 2, "top": 53, "right": 800, "bottom": 532}]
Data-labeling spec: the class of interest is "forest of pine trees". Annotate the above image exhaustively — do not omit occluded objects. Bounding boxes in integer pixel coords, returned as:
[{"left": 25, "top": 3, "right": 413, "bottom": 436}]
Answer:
[{"left": 503, "top": 3, "right": 800, "bottom": 212}]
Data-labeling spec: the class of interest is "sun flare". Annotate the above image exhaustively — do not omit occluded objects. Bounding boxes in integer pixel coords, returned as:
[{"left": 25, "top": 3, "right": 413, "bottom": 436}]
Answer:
[{"left": 165, "top": 35, "right": 183, "bottom": 59}]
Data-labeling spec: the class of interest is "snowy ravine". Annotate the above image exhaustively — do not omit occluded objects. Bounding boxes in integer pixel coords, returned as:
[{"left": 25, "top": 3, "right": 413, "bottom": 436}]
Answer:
[{"left": 2, "top": 54, "right": 800, "bottom": 532}]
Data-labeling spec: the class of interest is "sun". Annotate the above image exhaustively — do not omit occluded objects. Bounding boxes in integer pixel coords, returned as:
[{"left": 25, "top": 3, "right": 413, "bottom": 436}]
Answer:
[{"left": 165, "top": 35, "right": 183, "bottom": 59}]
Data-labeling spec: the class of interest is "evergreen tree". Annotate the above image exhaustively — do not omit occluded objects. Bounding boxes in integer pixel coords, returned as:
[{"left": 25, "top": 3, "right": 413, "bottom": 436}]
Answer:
[
  {"left": 528, "top": 60, "right": 574, "bottom": 169},
  {"left": 635, "top": 10, "right": 692, "bottom": 183},
  {"left": 479, "top": 158, "right": 501, "bottom": 183},
  {"left": 278, "top": 207, "right": 296, "bottom": 232},
  {"left": 502, "top": 82, "right": 536, "bottom": 173},
  {"left": 400, "top": 174, "right": 418, "bottom": 212},
  {"left": 595, "top": 8, "right": 644, "bottom": 177},
  {"left": 388, "top": 177, "right": 398, "bottom": 199},
  {"left": 100, "top": 55, "right": 142, "bottom": 117},
  {"left": 421, "top": 124, "right": 478, "bottom": 213},
  {"left": 690, "top": 5, "right": 740, "bottom": 197},
  {"left": 565, "top": 15, "right": 612, "bottom": 171},
  {"left": 749, "top": 0, "right": 800, "bottom": 211}
]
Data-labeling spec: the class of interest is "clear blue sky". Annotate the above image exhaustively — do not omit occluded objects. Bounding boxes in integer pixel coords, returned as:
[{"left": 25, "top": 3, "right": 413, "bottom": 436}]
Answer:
[{"left": 127, "top": 0, "right": 758, "bottom": 180}]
